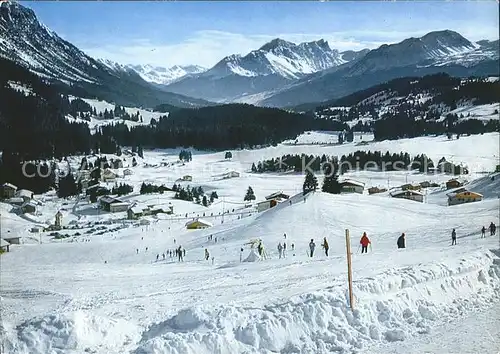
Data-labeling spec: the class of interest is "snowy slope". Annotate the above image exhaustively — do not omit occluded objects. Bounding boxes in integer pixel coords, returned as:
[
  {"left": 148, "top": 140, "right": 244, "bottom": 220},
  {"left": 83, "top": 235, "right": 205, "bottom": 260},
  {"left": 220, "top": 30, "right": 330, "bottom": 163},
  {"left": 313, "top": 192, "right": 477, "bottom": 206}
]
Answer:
[{"left": 1, "top": 131, "right": 499, "bottom": 354}]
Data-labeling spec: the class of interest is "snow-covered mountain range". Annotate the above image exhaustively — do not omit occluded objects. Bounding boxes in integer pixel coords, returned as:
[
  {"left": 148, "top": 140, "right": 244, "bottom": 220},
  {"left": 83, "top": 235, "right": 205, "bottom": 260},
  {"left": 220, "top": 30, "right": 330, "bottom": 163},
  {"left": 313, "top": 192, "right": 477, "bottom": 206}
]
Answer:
[
  {"left": 0, "top": 1, "right": 498, "bottom": 110},
  {"left": 162, "top": 38, "right": 369, "bottom": 102},
  {"left": 0, "top": 1, "right": 210, "bottom": 108},
  {"left": 125, "top": 64, "right": 207, "bottom": 85}
]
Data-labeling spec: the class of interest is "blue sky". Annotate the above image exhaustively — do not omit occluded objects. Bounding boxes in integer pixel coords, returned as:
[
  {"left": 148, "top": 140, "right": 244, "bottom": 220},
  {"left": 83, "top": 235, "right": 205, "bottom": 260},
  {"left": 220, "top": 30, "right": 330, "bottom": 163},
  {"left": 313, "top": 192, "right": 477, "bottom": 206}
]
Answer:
[{"left": 23, "top": 1, "right": 499, "bottom": 68}]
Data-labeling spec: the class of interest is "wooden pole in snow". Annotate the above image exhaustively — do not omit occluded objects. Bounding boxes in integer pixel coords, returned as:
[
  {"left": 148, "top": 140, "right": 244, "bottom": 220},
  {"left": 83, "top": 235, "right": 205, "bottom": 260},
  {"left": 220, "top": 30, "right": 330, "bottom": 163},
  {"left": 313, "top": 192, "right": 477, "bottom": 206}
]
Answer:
[{"left": 346, "top": 228, "right": 354, "bottom": 311}]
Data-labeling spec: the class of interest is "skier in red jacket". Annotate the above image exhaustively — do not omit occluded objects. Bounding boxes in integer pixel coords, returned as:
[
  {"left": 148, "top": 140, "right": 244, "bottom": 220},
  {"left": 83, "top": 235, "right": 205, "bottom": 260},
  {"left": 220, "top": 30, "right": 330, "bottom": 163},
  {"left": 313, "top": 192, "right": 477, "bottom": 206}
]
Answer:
[{"left": 360, "top": 232, "right": 371, "bottom": 254}]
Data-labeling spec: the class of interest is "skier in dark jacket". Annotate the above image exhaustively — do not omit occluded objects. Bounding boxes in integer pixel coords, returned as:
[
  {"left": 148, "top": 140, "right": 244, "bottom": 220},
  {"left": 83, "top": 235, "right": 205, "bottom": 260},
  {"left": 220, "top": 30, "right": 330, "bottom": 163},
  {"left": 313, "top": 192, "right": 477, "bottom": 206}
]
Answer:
[
  {"left": 360, "top": 232, "right": 370, "bottom": 253},
  {"left": 397, "top": 233, "right": 406, "bottom": 249},
  {"left": 481, "top": 226, "right": 486, "bottom": 238},
  {"left": 309, "top": 239, "right": 316, "bottom": 257},
  {"left": 451, "top": 229, "right": 457, "bottom": 245},
  {"left": 490, "top": 222, "right": 496, "bottom": 236}
]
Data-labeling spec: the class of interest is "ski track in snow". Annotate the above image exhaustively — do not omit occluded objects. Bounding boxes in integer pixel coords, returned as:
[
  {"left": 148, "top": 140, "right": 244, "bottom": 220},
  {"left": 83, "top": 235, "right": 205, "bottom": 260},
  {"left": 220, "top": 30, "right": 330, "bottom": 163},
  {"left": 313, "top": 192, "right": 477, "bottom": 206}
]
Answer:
[{"left": 1, "top": 132, "right": 499, "bottom": 354}]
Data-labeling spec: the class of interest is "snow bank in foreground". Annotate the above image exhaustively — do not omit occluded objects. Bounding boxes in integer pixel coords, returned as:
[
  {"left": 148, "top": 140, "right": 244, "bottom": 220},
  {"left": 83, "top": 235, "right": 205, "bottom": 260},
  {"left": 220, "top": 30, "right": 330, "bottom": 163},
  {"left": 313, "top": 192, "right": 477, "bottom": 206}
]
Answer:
[
  {"left": 2, "top": 311, "right": 141, "bottom": 354},
  {"left": 4, "top": 250, "right": 500, "bottom": 354}
]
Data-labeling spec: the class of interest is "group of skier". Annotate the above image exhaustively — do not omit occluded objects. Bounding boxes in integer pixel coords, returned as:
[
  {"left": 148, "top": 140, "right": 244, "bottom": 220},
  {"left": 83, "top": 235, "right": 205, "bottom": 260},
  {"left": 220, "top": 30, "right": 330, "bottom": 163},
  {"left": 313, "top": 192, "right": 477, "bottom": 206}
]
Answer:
[{"left": 480, "top": 222, "right": 497, "bottom": 238}]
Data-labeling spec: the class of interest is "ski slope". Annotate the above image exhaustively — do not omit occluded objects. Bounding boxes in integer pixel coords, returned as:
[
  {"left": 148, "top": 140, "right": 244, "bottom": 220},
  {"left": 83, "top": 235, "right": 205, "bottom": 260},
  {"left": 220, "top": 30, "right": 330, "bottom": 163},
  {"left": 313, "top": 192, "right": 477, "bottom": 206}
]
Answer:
[{"left": 1, "top": 132, "right": 499, "bottom": 354}]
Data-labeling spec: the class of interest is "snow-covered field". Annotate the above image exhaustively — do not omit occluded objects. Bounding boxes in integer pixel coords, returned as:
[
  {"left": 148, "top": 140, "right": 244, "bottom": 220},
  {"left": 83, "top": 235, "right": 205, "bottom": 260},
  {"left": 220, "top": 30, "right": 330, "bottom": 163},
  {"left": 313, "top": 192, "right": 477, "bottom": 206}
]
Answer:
[
  {"left": 1, "top": 132, "right": 499, "bottom": 354},
  {"left": 67, "top": 96, "right": 169, "bottom": 129}
]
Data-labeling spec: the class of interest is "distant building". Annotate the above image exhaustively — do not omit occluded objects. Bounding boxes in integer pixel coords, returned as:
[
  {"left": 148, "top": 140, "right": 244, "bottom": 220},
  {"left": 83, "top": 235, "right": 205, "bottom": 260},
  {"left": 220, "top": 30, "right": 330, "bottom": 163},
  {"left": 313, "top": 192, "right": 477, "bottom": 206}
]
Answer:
[
  {"left": 419, "top": 181, "right": 432, "bottom": 188},
  {"left": 123, "top": 168, "right": 133, "bottom": 176},
  {"left": 127, "top": 206, "right": 144, "bottom": 220},
  {"left": 15, "top": 189, "right": 33, "bottom": 202},
  {"left": 101, "top": 169, "right": 117, "bottom": 182},
  {"left": 3, "top": 236, "right": 21, "bottom": 245},
  {"left": 447, "top": 189, "right": 483, "bottom": 206},
  {"left": 339, "top": 180, "right": 365, "bottom": 194},
  {"left": 21, "top": 201, "right": 37, "bottom": 214},
  {"left": 257, "top": 199, "right": 278, "bottom": 212},
  {"left": 390, "top": 190, "right": 424, "bottom": 203},
  {"left": 368, "top": 187, "right": 386, "bottom": 195},
  {"left": 401, "top": 184, "right": 421, "bottom": 191},
  {"left": 185, "top": 218, "right": 213, "bottom": 229},
  {"left": 8, "top": 197, "right": 24, "bottom": 206},
  {"left": 1, "top": 183, "right": 17, "bottom": 199},
  {"left": 223, "top": 171, "right": 240, "bottom": 179},
  {"left": 99, "top": 196, "right": 129, "bottom": 212},
  {"left": 182, "top": 175, "right": 193, "bottom": 181},
  {"left": 1, "top": 239, "right": 10, "bottom": 252},
  {"left": 265, "top": 191, "right": 289, "bottom": 201},
  {"left": 446, "top": 179, "right": 463, "bottom": 190}
]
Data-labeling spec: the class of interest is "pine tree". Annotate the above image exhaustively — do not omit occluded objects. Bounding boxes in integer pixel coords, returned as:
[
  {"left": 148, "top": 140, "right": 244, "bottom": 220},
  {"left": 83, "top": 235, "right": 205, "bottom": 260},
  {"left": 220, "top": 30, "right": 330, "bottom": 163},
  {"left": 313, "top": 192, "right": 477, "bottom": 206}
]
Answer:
[
  {"left": 210, "top": 191, "right": 218, "bottom": 203},
  {"left": 251, "top": 163, "right": 257, "bottom": 173},
  {"left": 225, "top": 151, "right": 232, "bottom": 159},
  {"left": 322, "top": 165, "right": 341, "bottom": 194},
  {"left": 244, "top": 186, "right": 256, "bottom": 201},
  {"left": 137, "top": 146, "right": 144, "bottom": 158},
  {"left": 202, "top": 195, "right": 208, "bottom": 207},
  {"left": 303, "top": 171, "right": 318, "bottom": 194}
]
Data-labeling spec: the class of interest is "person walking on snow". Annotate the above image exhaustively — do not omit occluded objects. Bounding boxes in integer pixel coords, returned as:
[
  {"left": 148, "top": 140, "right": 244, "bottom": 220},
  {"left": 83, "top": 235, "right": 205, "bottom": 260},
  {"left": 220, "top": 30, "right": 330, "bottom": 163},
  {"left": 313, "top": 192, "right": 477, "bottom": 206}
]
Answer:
[
  {"left": 205, "top": 248, "right": 210, "bottom": 261},
  {"left": 283, "top": 242, "right": 287, "bottom": 258},
  {"left": 277, "top": 243, "right": 283, "bottom": 259},
  {"left": 360, "top": 232, "right": 371, "bottom": 254},
  {"left": 481, "top": 226, "right": 486, "bottom": 238},
  {"left": 451, "top": 228, "right": 457, "bottom": 245},
  {"left": 322, "top": 237, "right": 329, "bottom": 256},
  {"left": 156, "top": 254, "right": 159, "bottom": 262},
  {"left": 490, "top": 222, "right": 496, "bottom": 236},
  {"left": 397, "top": 233, "right": 406, "bottom": 249},
  {"left": 178, "top": 246, "right": 183, "bottom": 262},
  {"left": 240, "top": 247, "right": 244, "bottom": 263},
  {"left": 309, "top": 239, "right": 316, "bottom": 257}
]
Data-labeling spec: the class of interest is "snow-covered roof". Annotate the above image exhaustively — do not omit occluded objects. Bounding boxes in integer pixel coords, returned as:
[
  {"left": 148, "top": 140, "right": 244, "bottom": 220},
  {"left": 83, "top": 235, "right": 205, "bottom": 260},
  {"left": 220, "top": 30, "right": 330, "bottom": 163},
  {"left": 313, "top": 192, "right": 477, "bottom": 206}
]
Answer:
[
  {"left": 8, "top": 197, "right": 24, "bottom": 203},
  {"left": 129, "top": 206, "right": 144, "bottom": 214},
  {"left": 185, "top": 218, "right": 213, "bottom": 227},
  {"left": 0, "top": 239, "right": 11, "bottom": 248},
  {"left": 265, "top": 191, "right": 288, "bottom": 200},
  {"left": 447, "top": 189, "right": 482, "bottom": 198},
  {"left": 340, "top": 180, "right": 365, "bottom": 187},
  {"left": 16, "top": 189, "right": 33, "bottom": 198},
  {"left": 391, "top": 190, "right": 424, "bottom": 197},
  {"left": 99, "top": 196, "right": 123, "bottom": 204},
  {"left": 2, "top": 182, "right": 17, "bottom": 190}
]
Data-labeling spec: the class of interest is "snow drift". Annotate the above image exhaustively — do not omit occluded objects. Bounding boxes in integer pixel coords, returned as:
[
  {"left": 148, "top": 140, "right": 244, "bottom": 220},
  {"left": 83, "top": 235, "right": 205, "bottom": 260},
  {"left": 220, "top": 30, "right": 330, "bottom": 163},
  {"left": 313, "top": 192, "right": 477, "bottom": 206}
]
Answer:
[{"left": 5, "top": 250, "right": 498, "bottom": 354}]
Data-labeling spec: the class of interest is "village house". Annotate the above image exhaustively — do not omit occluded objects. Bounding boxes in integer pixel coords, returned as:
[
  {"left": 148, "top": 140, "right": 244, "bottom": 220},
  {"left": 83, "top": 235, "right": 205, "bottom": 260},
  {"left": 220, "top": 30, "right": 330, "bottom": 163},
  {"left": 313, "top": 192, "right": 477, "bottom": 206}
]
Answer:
[
  {"left": 185, "top": 218, "right": 213, "bottom": 230},
  {"left": 447, "top": 189, "right": 483, "bottom": 206},
  {"left": 339, "top": 180, "right": 365, "bottom": 194},
  {"left": 1, "top": 239, "right": 10, "bottom": 253},
  {"left": 401, "top": 184, "right": 421, "bottom": 191},
  {"left": 3, "top": 236, "right": 21, "bottom": 245},
  {"left": 419, "top": 181, "right": 432, "bottom": 188},
  {"left": 446, "top": 179, "right": 463, "bottom": 190},
  {"left": 123, "top": 168, "right": 133, "bottom": 176},
  {"left": 101, "top": 169, "right": 117, "bottom": 182},
  {"left": 368, "top": 187, "right": 387, "bottom": 195},
  {"left": 265, "top": 191, "right": 289, "bottom": 201},
  {"left": 390, "top": 190, "right": 424, "bottom": 203},
  {"left": 223, "top": 171, "right": 240, "bottom": 179},
  {"left": 21, "top": 201, "right": 37, "bottom": 214},
  {"left": 182, "top": 175, "right": 193, "bottom": 182},
  {"left": 8, "top": 197, "right": 24, "bottom": 206},
  {"left": 15, "top": 189, "right": 33, "bottom": 202},
  {"left": 257, "top": 199, "right": 278, "bottom": 212},
  {"left": 99, "top": 196, "right": 129, "bottom": 213},
  {"left": 127, "top": 206, "right": 144, "bottom": 220},
  {"left": 1, "top": 183, "right": 18, "bottom": 199}
]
